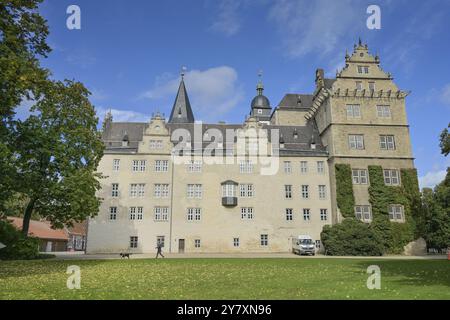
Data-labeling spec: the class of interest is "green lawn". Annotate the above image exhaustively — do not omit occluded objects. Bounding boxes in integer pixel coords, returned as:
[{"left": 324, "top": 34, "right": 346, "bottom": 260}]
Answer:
[{"left": 0, "top": 258, "right": 449, "bottom": 300}]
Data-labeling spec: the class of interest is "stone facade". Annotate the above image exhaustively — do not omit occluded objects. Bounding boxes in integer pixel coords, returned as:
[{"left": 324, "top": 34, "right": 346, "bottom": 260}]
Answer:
[{"left": 87, "top": 41, "right": 416, "bottom": 254}]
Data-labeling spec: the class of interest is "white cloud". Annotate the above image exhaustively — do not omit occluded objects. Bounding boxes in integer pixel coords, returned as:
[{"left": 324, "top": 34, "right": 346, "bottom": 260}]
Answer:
[
  {"left": 96, "top": 107, "right": 150, "bottom": 123},
  {"left": 419, "top": 170, "right": 447, "bottom": 189},
  {"left": 210, "top": 0, "right": 242, "bottom": 36},
  {"left": 141, "top": 66, "right": 244, "bottom": 122},
  {"left": 268, "top": 0, "right": 360, "bottom": 58}
]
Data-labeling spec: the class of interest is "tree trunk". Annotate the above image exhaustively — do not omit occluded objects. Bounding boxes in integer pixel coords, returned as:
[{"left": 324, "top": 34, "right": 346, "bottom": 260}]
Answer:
[{"left": 22, "top": 198, "right": 37, "bottom": 237}]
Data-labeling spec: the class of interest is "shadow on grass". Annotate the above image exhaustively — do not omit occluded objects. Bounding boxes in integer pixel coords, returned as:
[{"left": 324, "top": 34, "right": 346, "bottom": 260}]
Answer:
[{"left": 356, "top": 260, "right": 450, "bottom": 288}]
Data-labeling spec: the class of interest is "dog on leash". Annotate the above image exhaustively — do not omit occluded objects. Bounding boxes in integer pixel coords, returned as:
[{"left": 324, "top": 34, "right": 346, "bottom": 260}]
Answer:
[{"left": 120, "top": 253, "right": 131, "bottom": 259}]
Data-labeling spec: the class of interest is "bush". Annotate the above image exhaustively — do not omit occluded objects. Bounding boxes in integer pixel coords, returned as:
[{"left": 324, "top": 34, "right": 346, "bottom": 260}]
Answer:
[
  {"left": 321, "top": 219, "right": 384, "bottom": 256},
  {"left": 0, "top": 219, "right": 40, "bottom": 260},
  {"left": 335, "top": 164, "right": 355, "bottom": 217}
]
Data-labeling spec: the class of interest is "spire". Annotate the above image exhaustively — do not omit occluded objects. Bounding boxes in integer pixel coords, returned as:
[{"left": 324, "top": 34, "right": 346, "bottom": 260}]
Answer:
[
  {"left": 256, "top": 70, "right": 264, "bottom": 96},
  {"left": 168, "top": 67, "right": 195, "bottom": 124}
]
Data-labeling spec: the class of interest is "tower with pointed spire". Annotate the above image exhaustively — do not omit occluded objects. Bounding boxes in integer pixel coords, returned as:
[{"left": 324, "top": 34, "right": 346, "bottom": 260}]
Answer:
[
  {"left": 168, "top": 67, "right": 195, "bottom": 124},
  {"left": 249, "top": 70, "right": 272, "bottom": 123}
]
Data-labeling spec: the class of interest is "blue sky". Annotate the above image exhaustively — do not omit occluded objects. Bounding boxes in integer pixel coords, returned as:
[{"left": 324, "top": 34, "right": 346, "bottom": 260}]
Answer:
[{"left": 21, "top": 0, "right": 450, "bottom": 188}]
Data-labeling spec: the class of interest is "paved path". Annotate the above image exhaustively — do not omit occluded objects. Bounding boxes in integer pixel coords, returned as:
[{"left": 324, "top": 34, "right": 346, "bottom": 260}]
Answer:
[{"left": 51, "top": 251, "right": 448, "bottom": 261}]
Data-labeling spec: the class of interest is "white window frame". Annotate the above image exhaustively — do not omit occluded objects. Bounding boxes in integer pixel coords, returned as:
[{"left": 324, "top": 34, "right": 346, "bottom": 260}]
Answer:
[
  {"left": 346, "top": 104, "right": 361, "bottom": 118},
  {"left": 112, "top": 159, "right": 120, "bottom": 171},
  {"left": 377, "top": 105, "right": 391, "bottom": 118},
  {"left": 111, "top": 183, "right": 119, "bottom": 197},
  {"left": 260, "top": 234, "right": 268, "bottom": 247},
  {"left": 318, "top": 185, "right": 326, "bottom": 200},
  {"left": 284, "top": 161, "right": 292, "bottom": 174},
  {"left": 389, "top": 205, "right": 405, "bottom": 222},
  {"left": 233, "top": 238, "right": 240, "bottom": 247},
  {"left": 352, "top": 169, "right": 369, "bottom": 185},
  {"left": 355, "top": 205, "right": 372, "bottom": 222},
  {"left": 285, "top": 185, "right": 292, "bottom": 199},
  {"left": 150, "top": 140, "right": 163, "bottom": 150},
  {"left": 380, "top": 135, "right": 396, "bottom": 150},
  {"left": 348, "top": 134, "right": 365, "bottom": 150},
  {"left": 239, "top": 160, "right": 254, "bottom": 174},
  {"left": 320, "top": 209, "right": 328, "bottom": 221},
  {"left": 194, "top": 239, "right": 201, "bottom": 248},
  {"left": 239, "top": 184, "right": 254, "bottom": 198},
  {"left": 109, "top": 207, "right": 117, "bottom": 220},
  {"left": 317, "top": 161, "right": 325, "bottom": 174},
  {"left": 285, "top": 208, "right": 293, "bottom": 221},
  {"left": 384, "top": 169, "right": 400, "bottom": 186},
  {"left": 241, "top": 207, "right": 254, "bottom": 220},
  {"left": 356, "top": 81, "right": 363, "bottom": 91},
  {"left": 154, "top": 207, "right": 169, "bottom": 222},
  {"left": 187, "top": 160, "right": 202, "bottom": 173},
  {"left": 187, "top": 208, "right": 202, "bottom": 221},
  {"left": 300, "top": 161, "right": 308, "bottom": 174},
  {"left": 301, "top": 185, "right": 309, "bottom": 199},
  {"left": 130, "top": 236, "right": 138, "bottom": 248},
  {"left": 154, "top": 184, "right": 169, "bottom": 198},
  {"left": 222, "top": 183, "right": 237, "bottom": 197},
  {"left": 187, "top": 184, "right": 202, "bottom": 199},
  {"left": 129, "top": 207, "right": 137, "bottom": 220},
  {"left": 155, "top": 160, "right": 169, "bottom": 172},
  {"left": 368, "top": 82, "right": 375, "bottom": 91},
  {"left": 303, "top": 209, "right": 311, "bottom": 221}
]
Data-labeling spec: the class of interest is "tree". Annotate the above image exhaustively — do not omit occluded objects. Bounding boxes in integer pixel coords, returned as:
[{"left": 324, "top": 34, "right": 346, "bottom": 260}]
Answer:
[
  {"left": 1, "top": 0, "right": 50, "bottom": 215},
  {"left": 421, "top": 187, "right": 450, "bottom": 250},
  {"left": 440, "top": 124, "right": 450, "bottom": 156},
  {"left": 11, "top": 80, "right": 104, "bottom": 235}
]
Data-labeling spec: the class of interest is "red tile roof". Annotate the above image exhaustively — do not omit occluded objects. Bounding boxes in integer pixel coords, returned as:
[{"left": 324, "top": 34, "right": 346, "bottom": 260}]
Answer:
[{"left": 9, "top": 217, "right": 69, "bottom": 241}]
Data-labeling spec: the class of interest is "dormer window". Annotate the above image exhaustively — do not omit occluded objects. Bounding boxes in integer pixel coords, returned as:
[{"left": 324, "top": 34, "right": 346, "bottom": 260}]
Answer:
[{"left": 357, "top": 66, "right": 369, "bottom": 74}]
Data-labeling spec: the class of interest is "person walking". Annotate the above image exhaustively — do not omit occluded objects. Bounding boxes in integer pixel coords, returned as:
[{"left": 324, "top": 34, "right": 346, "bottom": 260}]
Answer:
[{"left": 156, "top": 242, "right": 165, "bottom": 258}]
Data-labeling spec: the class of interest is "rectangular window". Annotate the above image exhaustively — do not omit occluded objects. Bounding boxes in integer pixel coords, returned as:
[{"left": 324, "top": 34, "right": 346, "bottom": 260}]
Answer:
[
  {"left": 150, "top": 140, "right": 163, "bottom": 150},
  {"left": 369, "top": 82, "right": 375, "bottom": 91},
  {"left": 318, "top": 185, "right": 326, "bottom": 200},
  {"left": 154, "top": 184, "right": 170, "bottom": 198},
  {"left": 300, "top": 161, "right": 308, "bottom": 174},
  {"left": 109, "top": 207, "right": 117, "bottom": 220},
  {"left": 130, "top": 184, "right": 145, "bottom": 198},
  {"left": 364, "top": 66, "right": 369, "bottom": 74},
  {"left": 356, "top": 81, "right": 363, "bottom": 91},
  {"left": 384, "top": 169, "right": 400, "bottom": 186},
  {"left": 239, "top": 160, "right": 253, "bottom": 174},
  {"left": 380, "top": 135, "right": 396, "bottom": 150},
  {"left": 111, "top": 183, "right": 119, "bottom": 197},
  {"left": 260, "top": 234, "right": 268, "bottom": 247},
  {"left": 132, "top": 160, "right": 146, "bottom": 172},
  {"left": 303, "top": 209, "right": 311, "bottom": 221},
  {"left": 187, "top": 208, "right": 201, "bottom": 221},
  {"left": 317, "top": 161, "right": 325, "bottom": 174},
  {"left": 315, "top": 240, "right": 321, "bottom": 249},
  {"left": 284, "top": 161, "right": 292, "bottom": 174},
  {"left": 352, "top": 169, "right": 369, "bottom": 185},
  {"left": 389, "top": 205, "right": 405, "bottom": 222},
  {"left": 155, "top": 160, "right": 169, "bottom": 172},
  {"left": 154, "top": 207, "right": 169, "bottom": 221},
  {"left": 320, "top": 209, "right": 328, "bottom": 221},
  {"left": 348, "top": 135, "right": 365, "bottom": 150},
  {"left": 346, "top": 104, "right": 361, "bottom": 118},
  {"left": 194, "top": 239, "right": 201, "bottom": 248},
  {"left": 233, "top": 238, "right": 240, "bottom": 247},
  {"left": 241, "top": 207, "right": 254, "bottom": 220},
  {"left": 357, "top": 66, "right": 363, "bottom": 74},
  {"left": 187, "top": 160, "right": 202, "bottom": 173},
  {"left": 129, "top": 207, "right": 136, "bottom": 220},
  {"left": 301, "top": 185, "right": 309, "bottom": 199},
  {"left": 285, "top": 208, "right": 293, "bottom": 221},
  {"left": 285, "top": 185, "right": 292, "bottom": 199},
  {"left": 355, "top": 205, "right": 372, "bottom": 222},
  {"left": 239, "top": 184, "right": 254, "bottom": 197},
  {"left": 156, "top": 236, "right": 165, "bottom": 247},
  {"left": 113, "top": 159, "right": 120, "bottom": 171},
  {"left": 130, "top": 236, "right": 138, "bottom": 249},
  {"left": 187, "top": 184, "right": 202, "bottom": 199},
  {"left": 137, "top": 207, "right": 143, "bottom": 220},
  {"left": 222, "top": 183, "right": 236, "bottom": 197},
  {"left": 377, "top": 105, "right": 391, "bottom": 118}
]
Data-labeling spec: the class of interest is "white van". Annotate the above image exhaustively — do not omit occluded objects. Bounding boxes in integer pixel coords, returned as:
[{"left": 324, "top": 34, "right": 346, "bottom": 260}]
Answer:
[{"left": 292, "top": 235, "right": 315, "bottom": 256}]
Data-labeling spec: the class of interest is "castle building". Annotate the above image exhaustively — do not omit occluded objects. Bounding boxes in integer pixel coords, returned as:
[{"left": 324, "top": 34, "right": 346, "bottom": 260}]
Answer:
[{"left": 86, "top": 41, "right": 416, "bottom": 254}]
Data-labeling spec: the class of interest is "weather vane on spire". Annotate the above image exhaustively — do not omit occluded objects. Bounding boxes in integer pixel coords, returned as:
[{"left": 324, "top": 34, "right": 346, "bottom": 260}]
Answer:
[
  {"left": 181, "top": 66, "right": 187, "bottom": 79},
  {"left": 257, "top": 69, "right": 264, "bottom": 95}
]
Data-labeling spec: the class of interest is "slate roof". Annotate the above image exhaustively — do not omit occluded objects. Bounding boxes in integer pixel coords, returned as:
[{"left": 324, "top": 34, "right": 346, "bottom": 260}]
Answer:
[
  {"left": 168, "top": 79, "right": 195, "bottom": 124},
  {"left": 277, "top": 94, "right": 314, "bottom": 109}
]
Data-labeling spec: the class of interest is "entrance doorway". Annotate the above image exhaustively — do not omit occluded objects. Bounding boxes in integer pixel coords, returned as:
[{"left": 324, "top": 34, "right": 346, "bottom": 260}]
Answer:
[{"left": 178, "top": 239, "right": 185, "bottom": 253}]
